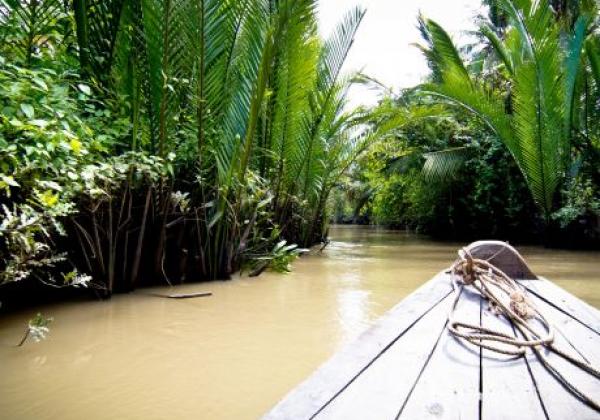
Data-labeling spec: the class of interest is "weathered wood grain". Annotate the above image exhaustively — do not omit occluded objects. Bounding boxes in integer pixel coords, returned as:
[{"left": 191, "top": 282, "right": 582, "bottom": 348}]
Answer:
[
  {"left": 467, "top": 241, "right": 537, "bottom": 280},
  {"left": 527, "top": 280, "right": 600, "bottom": 367},
  {"left": 525, "top": 278, "right": 600, "bottom": 334},
  {"left": 480, "top": 302, "right": 547, "bottom": 419},
  {"left": 262, "top": 272, "right": 453, "bottom": 420},
  {"left": 396, "top": 287, "right": 481, "bottom": 420},
  {"left": 515, "top": 280, "right": 600, "bottom": 420},
  {"left": 315, "top": 286, "right": 455, "bottom": 419}
]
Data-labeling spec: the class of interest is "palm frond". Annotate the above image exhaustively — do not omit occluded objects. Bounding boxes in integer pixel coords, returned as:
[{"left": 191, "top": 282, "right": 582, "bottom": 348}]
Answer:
[
  {"left": 564, "top": 14, "right": 591, "bottom": 137},
  {"left": 418, "top": 0, "right": 578, "bottom": 218},
  {"left": 422, "top": 147, "right": 469, "bottom": 182},
  {"left": 1, "top": 0, "right": 68, "bottom": 64},
  {"left": 319, "top": 6, "right": 365, "bottom": 91},
  {"left": 74, "top": 0, "right": 127, "bottom": 82},
  {"left": 383, "top": 149, "right": 422, "bottom": 176},
  {"left": 422, "top": 74, "right": 513, "bottom": 146},
  {"left": 586, "top": 35, "right": 600, "bottom": 87},
  {"left": 293, "top": 6, "right": 365, "bottom": 196},
  {"left": 270, "top": 25, "right": 319, "bottom": 202},
  {"left": 481, "top": 23, "right": 514, "bottom": 74},
  {"left": 417, "top": 15, "right": 471, "bottom": 84}
]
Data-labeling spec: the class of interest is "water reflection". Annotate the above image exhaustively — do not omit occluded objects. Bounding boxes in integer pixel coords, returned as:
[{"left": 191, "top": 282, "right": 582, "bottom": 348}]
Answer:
[{"left": 336, "top": 288, "right": 371, "bottom": 344}]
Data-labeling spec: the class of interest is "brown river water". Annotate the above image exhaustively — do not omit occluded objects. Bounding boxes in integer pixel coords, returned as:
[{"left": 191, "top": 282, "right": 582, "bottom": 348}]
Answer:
[{"left": 1, "top": 226, "right": 599, "bottom": 420}]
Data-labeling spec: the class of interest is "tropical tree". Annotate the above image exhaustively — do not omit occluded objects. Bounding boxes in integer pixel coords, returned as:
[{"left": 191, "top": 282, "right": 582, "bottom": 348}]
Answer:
[
  {"left": 416, "top": 0, "right": 598, "bottom": 221},
  {"left": 0, "top": 0, "right": 369, "bottom": 293}
]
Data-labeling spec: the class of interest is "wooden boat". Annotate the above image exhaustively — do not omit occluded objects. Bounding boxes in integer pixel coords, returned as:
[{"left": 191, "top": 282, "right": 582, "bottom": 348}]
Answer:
[{"left": 263, "top": 241, "right": 600, "bottom": 419}]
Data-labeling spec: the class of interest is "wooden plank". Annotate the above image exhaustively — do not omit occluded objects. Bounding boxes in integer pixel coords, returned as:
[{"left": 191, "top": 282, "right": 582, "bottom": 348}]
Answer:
[
  {"left": 396, "top": 286, "right": 480, "bottom": 420},
  {"left": 262, "top": 273, "right": 453, "bottom": 420},
  {"left": 480, "top": 301, "right": 547, "bottom": 419},
  {"left": 524, "top": 278, "right": 600, "bottom": 334},
  {"left": 315, "top": 285, "right": 456, "bottom": 419},
  {"left": 528, "top": 281, "right": 600, "bottom": 413},
  {"left": 514, "top": 280, "right": 600, "bottom": 420},
  {"left": 527, "top": 280, "right": 600, "bottom": 366}
]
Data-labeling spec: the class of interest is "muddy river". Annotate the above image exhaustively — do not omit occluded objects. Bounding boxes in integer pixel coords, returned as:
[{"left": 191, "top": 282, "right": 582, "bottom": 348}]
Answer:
[{"left": 1, "top": 226, "right": 598, "bottom": 419}]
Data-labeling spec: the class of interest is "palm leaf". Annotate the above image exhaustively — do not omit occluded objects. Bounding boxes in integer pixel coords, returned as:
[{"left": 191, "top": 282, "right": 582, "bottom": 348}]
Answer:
[
  {"left": 417, "top": 15, "right": 471, "bottom": 84},
  {"left": 481, "top": 23, "right": 514, "bottom": 74},
  {"left": 418, "top": 0, "right": 576, "bottom": 218},
  {"left": 1, "top": 0, "right": 68, "bottom": 64},
  {"left": 292, "top": 6, "right": 365, "bottom": 198},
  {"left": 563, "top": 14, "right": 591, "bottom": 138},
  {"left": 422, "top": 147, "right": 469, "bottom": 182},
  {"left": 586, "top": 36, "right": 600, "bottom": 87},
  {"left": 319, "top": 5, "right": 365, "bottom": 90},
  {"left": 74, "top": 0, "right": 127, "bottom": 82}
]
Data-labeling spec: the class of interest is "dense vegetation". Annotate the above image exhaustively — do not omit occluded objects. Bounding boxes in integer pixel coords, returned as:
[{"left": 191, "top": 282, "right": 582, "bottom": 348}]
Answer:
[
  {"left": 333, "top": 0, "right": 600, "bottom": 247},
  {"left": 2, "top": 0, "right": 599, "bottom": 317},
  {"left": 0, "top": 0, "right": 369, "bottom": 300}
]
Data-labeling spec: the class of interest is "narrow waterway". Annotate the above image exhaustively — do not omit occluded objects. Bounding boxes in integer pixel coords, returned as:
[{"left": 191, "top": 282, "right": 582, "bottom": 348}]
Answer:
[{"left": 1, "top": 226, "right": 599, "bottom": 420}]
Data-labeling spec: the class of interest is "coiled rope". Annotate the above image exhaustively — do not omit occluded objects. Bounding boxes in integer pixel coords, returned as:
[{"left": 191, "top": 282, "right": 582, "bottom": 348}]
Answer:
[{"left": 448, "top": 245, "right": 600, "bottom": 411}]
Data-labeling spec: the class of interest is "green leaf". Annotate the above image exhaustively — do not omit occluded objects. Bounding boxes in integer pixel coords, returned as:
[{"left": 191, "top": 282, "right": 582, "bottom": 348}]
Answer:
[
  {"left": 78, "top": 84, "right": 91, "bottom": 95},
  {"left": 32, "top": 78, "right": 49, "bottom": 91},
  {"left": 30, "top": 119, "right": 50, "bottom": 128},
  {"left": 422, "top": 147, "right": 469, "bottom": 182},
  {"left": 39, "top": 190, "right": 59, "bottom": 208},
  {"left": 207, "top": 210, "right": 223, "bottom": 230},
  {"left": 20, "top": 103, "right": 35, "bottom": 119},
  {"left": 1, "top": 175, "right": 19, "bottom": 187},
  {"left": 69, "top": 139, "right": 82, "bottom": 154}
]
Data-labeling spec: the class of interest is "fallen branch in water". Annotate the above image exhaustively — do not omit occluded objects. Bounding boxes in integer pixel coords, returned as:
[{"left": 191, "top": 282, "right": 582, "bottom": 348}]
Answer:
[
  {"left": 249, "top": 262, "right": 269, "bottom": 277},
  {"left": 319, "top": 239, "right": 331, "bottom": 252},
  {"left": 147, "top": 291, "right": 213, "bottom": 299},
  {"left": 16, "top": 313, "right": 52, "bottom": 347},
  {"left": 17, "top": 327, "right": 30, "bottom": 347}
]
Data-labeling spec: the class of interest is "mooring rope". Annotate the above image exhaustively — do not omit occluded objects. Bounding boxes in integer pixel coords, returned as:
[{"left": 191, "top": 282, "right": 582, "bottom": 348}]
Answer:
[{"left": 448, "top": 245, "right": 600, "bottom": 411}]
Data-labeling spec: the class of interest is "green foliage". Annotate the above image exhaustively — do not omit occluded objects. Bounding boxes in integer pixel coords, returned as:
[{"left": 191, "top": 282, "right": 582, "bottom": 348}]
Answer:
[
  {"left": 346, "top": 88, "right": 544, "bottom": 240},
  {"left": 345, "top": 0, "right": 600, "bottom": 245},
  {"left": 365, "top": 132, "right": 541, "bottom": 239},
  {"left": 0, "top": 0, "right": 71, "bottom": 65},
  {"left": 0, "top": 54, "right": 168, "bottom": 292},
  {"left": 370, "top": 174, "right": 412, "bottom": 226},
  {"left": 0, "top": 0, "right": 368, "bottom": 307},
  {"left": 245, "top": 240, "right": 306, "bottom": 275},
  {"left": 422, "top": 147, "right": 468, "bottom": 182},
  {"left": 17, "top": 312, "right": 53, "bottom": 346},
  {"left": 553, "top": 176, "right": 600, "bottom": 228},
  {"left": 417, "top": 0, "right": 599, "bottom": 219},
  {"left": 0, "top": 56, "right": 100, "bottom": 286}
]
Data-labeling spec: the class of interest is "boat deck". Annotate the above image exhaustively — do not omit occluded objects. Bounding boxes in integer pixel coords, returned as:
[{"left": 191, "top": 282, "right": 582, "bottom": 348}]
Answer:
[{"left": 263, "top": 272, "right": 600, "bottom": 419}]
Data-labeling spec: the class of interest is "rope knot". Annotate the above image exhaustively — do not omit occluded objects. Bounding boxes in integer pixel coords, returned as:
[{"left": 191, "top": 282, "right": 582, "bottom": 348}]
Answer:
[
  {"left": 458, "top": 248, "right": 476, "bottom": 285},
  {"left": 509, "top": 291, "right": 533, "bottom": 319}
]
